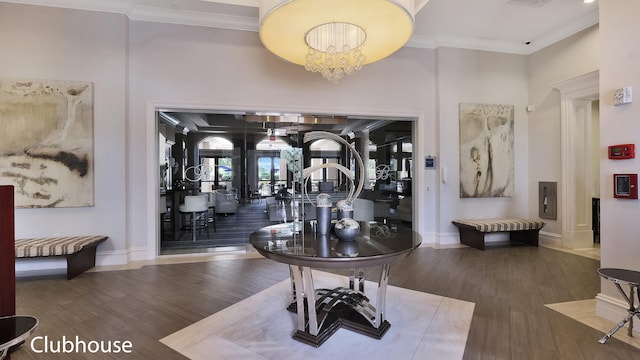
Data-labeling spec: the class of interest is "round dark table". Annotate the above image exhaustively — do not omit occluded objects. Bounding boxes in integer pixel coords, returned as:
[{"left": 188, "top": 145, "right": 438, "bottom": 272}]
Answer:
[
  {"left": 249, "top": 221, "right": 421, "bottom": 347},
  {"left": 0, "top": 315, "right": 38, "bottom": 359}
]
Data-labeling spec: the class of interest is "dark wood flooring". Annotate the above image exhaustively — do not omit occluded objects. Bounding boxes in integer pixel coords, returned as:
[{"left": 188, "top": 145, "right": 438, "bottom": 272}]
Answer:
[
  {"left": 160, "top": 201, "right": 274, "bottom": 251},
  {"left": 10, "top": 245, "right": 640, "bottom": 359}
]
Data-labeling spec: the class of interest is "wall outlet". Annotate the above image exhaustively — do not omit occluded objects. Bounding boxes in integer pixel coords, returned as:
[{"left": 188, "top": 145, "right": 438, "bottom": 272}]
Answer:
[{"left": 614, "top": 86, "right": 632, "bottom": 106}]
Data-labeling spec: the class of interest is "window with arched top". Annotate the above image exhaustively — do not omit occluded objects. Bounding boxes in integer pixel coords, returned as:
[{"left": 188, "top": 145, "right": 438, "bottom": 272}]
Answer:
[
  {"left": 199, "top": 136, "right": 233, "bottom": 150},
  {"left": 199, "top": 136, "right": 234, "bottom": 192},
  {"left": 256, "top": 138, "right": 290, "bottom": 192},
  {"left": 309, "top": 138, "right": 340, "bottom": 151},
  {"left": 309, "top": 139, "right": 341, "bottom": 192}
]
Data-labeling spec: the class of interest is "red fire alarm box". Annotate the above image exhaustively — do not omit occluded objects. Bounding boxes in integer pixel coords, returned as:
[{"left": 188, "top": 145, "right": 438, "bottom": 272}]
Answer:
[
  {"left": 614, "top": 174, "right": 638, "bottom": 199},
  {"left": 608, "top": 144, "right": 635, "bottom": 159}
]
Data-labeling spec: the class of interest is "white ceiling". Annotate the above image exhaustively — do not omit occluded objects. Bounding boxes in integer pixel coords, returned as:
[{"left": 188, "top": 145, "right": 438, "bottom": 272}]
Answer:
[{"left": 2, "top": 0, "right": 599, "bottom": 54}]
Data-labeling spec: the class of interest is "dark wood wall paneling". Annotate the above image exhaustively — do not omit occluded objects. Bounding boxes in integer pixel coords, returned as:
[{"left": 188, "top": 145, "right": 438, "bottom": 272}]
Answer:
[{"left": 0, "top": 185, "right": 15, "bottom": 317}]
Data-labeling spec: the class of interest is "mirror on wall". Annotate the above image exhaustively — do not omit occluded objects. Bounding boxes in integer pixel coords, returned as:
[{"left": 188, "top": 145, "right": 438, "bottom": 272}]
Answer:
[{"left": 157, "top": 111, "right": 415, "bottom": 255}]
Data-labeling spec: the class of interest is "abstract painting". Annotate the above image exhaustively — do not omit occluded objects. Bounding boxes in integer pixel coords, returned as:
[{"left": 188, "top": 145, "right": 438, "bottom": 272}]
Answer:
[
  {"left": 0, "top": 78, "right": 94, "bottom": 208},
  {"left": 459, "top": 103, "right": 514, "bottom": 198}
]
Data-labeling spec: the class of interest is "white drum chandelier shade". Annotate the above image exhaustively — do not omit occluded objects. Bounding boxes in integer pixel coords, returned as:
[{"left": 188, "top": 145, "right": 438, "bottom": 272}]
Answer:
[{"left": 259, "top": 0, "right": 414, "bottom": 82}]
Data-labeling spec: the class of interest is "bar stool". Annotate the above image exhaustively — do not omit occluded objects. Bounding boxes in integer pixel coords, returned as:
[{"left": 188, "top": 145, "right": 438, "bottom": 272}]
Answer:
[
  {"left": 205, "top": 192, "right": 217, "bottom": 232},
  {"left": 179, "top": 195, "right": 209, "bottom": 243},
  {"left": 159, "top": 196, "right": 168, "bottom": 242}
]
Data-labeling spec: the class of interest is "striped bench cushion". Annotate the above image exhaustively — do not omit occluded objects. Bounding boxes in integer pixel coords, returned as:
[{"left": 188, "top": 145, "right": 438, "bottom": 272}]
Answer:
[
  {"left": 452, "top": 218, "right": 545, "bottom": 232},
  {"left": 15, "top": 236, "right": 107, "bottom": 258}
]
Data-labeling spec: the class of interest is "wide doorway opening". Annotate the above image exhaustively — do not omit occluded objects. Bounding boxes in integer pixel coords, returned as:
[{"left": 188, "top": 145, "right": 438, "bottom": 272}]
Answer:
[{"left": 157, "top": 111, "right": 416, "bottom": 255}]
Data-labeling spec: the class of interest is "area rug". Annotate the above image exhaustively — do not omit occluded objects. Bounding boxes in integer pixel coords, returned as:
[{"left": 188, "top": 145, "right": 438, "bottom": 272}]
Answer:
[{"left": 161, "top": 271, "right": 475, "bottom": 360}]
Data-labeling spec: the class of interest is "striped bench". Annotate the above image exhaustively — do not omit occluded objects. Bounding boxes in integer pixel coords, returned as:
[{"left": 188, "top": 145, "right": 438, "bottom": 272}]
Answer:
[
  {"left": 452, "top": 218, "right": 545, "bottom": 250},
  {"left": 15, "top": 236, "right": 108, "bottom": 279}
]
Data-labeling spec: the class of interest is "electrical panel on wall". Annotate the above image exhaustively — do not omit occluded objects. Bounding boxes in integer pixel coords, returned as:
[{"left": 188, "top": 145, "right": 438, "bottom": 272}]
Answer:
[
  {"left": 538, "top": 182, "right": 557, "bottom": 219},
  {"left": 613, "top": 174, "right": 638, "bottom": 199},
  {"left": 608, "top": 144, "right": 635, "bottom": 159}
]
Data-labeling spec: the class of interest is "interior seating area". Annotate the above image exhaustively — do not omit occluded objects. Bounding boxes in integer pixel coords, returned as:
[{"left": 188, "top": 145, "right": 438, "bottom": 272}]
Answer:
[
  {"left": 8, "top": 0, "right": 637, "bottom": 358},
  {"left": 156, "top": 103, "right": 414, "bottom": 254},
  {"left": 161, "top": 171, "right": 412, "bottom": 251},
  {"left": 213, "top": 190, "right": 239, "bottom": 215}
]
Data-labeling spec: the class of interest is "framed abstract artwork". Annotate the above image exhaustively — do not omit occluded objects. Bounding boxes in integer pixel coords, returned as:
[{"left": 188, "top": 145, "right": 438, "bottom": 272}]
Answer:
[
  {"left": 0, "top": 78, "right": 94, "bottom": 208},
  {"left": 459, "top": 103, "right": 514, "bottom": 198}
]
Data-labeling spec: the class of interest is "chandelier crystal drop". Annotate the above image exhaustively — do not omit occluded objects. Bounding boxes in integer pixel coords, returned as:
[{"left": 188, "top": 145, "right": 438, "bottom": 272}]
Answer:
[{"left": 304, "top": 22, "right": 367, "bottom": 83}]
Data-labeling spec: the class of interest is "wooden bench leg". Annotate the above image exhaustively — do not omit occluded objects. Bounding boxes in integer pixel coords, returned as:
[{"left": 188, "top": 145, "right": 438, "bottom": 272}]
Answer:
[
  {"left": 509, "top": 229, "right": 540, "bottom": 247},
  {"left": 458, "top": 227, "right": 486, "bottom": 250},
  {"left": 65, "top": 243, "right": 100, "bottom": 280}
]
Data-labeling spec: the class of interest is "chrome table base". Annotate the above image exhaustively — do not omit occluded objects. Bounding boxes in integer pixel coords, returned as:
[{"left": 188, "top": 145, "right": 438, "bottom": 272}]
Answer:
[
  {"left": 598, "top": 282, "right": 640, "bottom": 344},
  {"left": 288, "top": 264, "right": 391, "bottom": 347},
  {"left": 597, "top": 268, "right": 640, "bottom": 344}
]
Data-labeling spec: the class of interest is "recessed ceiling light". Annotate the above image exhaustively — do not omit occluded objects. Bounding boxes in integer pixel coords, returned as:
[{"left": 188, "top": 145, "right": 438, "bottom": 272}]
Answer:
[{"left": 583, "top": 0, "right": 596, "bottom": 3}]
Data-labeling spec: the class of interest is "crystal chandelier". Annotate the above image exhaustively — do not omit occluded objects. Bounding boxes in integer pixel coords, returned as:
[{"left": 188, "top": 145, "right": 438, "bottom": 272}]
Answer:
[
  {"left": 259, "top": 0, "right": 414, "bottom": 83},
  {"left": 304, "top": 22, "right": 366, "bottom": 83}
]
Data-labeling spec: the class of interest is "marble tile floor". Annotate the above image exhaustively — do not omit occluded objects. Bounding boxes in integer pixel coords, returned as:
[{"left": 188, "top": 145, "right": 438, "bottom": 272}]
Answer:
[
  {"left": 541, "top": 242, "right": 601, "bottom": 261},
  {"left": 546, "top": 299, "right": 640, "bottom": 350},
  {"left": 161, "top": 271, "right": 475, "bottom": 360}
]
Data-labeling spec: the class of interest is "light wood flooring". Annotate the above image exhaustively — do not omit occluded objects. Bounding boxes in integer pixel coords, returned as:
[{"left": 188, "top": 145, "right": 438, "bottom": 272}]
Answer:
[{"left": 11, "top": 244, "right": 640, "bottom": 359}]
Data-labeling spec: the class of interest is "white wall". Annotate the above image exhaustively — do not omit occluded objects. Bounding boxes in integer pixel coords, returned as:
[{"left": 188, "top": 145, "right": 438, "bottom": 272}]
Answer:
[
  {"left": 435, "top": 47, "right": 529, "bottom": 245},
  {"left": 527, "top": 26, "right": 599, "bottom": 237},
  {"left": 127, "top": 21, "right": 437, "bottom": 257},
  {"left": 597, "top": 0, "right": 640, "bottom": 320},
  {"left": 1, "top": 2, "right": 604, "bottom": 271},
  {"left": 592, "top": 101, "right": 600, "bottom": 198},
  {"left": 0, "top": 3, "right": 128, "bottom": 271}
]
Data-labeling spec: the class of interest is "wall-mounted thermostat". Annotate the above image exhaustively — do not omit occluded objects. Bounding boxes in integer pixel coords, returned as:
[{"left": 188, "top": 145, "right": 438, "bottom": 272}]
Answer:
[
  {"left": 425, "top": 156, "right": 436, "bottom": 170},
  {"left": 614, "top": 173, "right": 638, "bottom": 199},
  {"left": 608, "top": 144, "right": 635, "bottom": 159}
]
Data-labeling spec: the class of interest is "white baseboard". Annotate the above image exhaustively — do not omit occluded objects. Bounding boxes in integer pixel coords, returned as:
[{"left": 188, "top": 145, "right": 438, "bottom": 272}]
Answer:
[
  {"left": 416, "top": 231, "right": 437, "bottom": 247},
  {"left": 127, "top": 246, "right": 151, "bottom": 261},
  {"left": 539, "top": 231, "right": 562, "bottom": 247},
  {"left": 95, "top": 247, "right": 149, "bottom": 265},
  {"left": 95, "top": 249, "right": 130, "bottom": 266},
  {"left": 437, "top": 231, "right": 461, "bottom": 245}
]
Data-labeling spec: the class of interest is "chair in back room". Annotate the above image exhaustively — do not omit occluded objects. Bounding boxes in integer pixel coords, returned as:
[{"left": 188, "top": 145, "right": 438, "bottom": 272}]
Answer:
[
  {"left": 179, "top": 195, "right": 209, "bottom": 242},
  {"left": 352, "top": 198, "right": 374, "bottom": 221}
]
